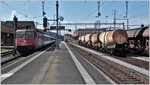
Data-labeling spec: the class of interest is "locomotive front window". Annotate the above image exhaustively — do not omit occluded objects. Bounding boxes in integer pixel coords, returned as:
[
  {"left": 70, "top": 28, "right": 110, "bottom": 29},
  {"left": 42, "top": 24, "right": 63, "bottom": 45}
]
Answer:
[
  {"left": 26, "top": 32, "right": 34, "bottom": 39},
  {"left": 16, "top": 32, "right": 24, "bottom": 38}
]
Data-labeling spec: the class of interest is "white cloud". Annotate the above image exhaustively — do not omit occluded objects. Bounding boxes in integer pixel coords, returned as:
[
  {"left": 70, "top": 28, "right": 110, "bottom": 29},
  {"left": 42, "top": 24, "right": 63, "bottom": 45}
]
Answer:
[{"left": 10, "top": 10, "right": 17, "bottom": 20}]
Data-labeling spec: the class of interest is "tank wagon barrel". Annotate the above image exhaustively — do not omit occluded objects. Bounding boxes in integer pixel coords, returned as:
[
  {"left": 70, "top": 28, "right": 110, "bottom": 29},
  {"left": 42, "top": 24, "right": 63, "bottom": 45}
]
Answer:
[
  {"left": 91, "top": 33, "right": 100, "bottom": 44},
  {"left": 99, "top": 32, "right": 109, "bottom": 45},
  {"left": 85, "top": 34, "right": 91, "bottom": 43},
  {"left": 78, "top": 36, "right": 81, "bottom": 41},
  {"left": 81, "top": 35, "right": 85, "bottom": 42},
  {"left": 99, "top": 29, "right": 128, "bottom": 45}
]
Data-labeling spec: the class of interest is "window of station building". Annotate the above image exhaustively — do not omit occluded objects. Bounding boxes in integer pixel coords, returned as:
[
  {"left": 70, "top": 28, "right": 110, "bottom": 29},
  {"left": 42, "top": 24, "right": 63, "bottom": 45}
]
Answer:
[
  {"left": 16, "top": 32, "right": 25, "bottom": 38},
  {"left": 26, "top": 31, "right": 34, "bottom": 39}
]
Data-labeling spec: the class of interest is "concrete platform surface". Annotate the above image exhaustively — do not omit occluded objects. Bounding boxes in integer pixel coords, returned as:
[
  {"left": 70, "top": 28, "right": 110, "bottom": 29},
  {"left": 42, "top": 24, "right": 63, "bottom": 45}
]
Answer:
[{"left": 1, "top": 42, "right": 112, "bottom": 84}]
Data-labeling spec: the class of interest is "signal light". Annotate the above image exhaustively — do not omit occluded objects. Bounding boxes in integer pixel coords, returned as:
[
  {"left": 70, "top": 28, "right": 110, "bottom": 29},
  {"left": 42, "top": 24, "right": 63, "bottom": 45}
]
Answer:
[
  {"left": 68, "top": 29, "right": 71, "bottom": 32},
  {"left": 43, "top": 16, "right": 47, "bottom": 27}
]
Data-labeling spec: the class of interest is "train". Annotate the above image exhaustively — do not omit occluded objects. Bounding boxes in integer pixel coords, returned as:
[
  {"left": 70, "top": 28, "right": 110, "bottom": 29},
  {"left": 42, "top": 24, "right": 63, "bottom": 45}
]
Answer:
[
  {"left": 78, "top": 26, "right": 149, "bottom": 56},
  {"left": 16, "top": 27, "right": 56, "bottom": 55},
  {"left": 78, "top": 29, "right": 128, "bottom": 56},
  {"left": 125, "top": 26, "right": 149, "bottom": 56}
]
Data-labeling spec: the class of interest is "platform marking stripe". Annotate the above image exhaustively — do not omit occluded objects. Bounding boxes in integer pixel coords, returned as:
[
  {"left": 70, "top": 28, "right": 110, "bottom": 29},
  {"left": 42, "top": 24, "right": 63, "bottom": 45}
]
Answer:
[
  {"left": 64, "top": 42, "right": 96, "bottom": 84},
  {"left": 132, "top": 57, "right": 149, "bottom": 62},
  {"left": 71, "top": 43, "right": 149, "bottom": 76},
  {"left": 1, "top": 43, "right": 56, "bottom": 82}
]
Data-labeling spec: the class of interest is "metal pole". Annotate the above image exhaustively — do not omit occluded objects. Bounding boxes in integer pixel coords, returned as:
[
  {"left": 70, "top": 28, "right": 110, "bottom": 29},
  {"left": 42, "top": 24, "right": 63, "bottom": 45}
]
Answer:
[
  {"left": 126, "top": 1, "right": 128, "bottom": 18},
  {"left": 123, "top": 22, "right": 125, "bottom": 29},
  {"left": 127, "top": 18, "right": 129, "bottom": 29},
  {"left": 114, "top": 10, "right": 116, "bottom": 30},
  {"left": 56, "top": 0, "right": 59, "bottom": 49},
  {"left": 13, "top": 15, "right": 17, "bottom": 56}
]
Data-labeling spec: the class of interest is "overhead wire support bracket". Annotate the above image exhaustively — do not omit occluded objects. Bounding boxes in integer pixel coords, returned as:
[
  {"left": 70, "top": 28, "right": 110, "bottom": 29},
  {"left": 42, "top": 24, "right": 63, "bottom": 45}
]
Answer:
[
  {"left": 96, "top": 0, "right": 101, "bottom": 18},
  {"left": 42, "top": 1, "right": 46, "bottom": 16}
]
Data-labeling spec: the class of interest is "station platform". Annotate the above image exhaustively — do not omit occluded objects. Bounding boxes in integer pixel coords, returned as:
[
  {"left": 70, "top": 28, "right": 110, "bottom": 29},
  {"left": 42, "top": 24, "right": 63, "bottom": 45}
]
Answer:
[{"left": 1, "top": 41, "right": 112, "bottom": 84}]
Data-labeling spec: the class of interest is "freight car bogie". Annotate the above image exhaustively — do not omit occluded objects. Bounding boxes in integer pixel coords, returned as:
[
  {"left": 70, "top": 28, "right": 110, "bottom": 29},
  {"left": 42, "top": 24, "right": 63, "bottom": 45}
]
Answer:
[{"left": 112, "top": 44, "right": 126, "bottom": 56}]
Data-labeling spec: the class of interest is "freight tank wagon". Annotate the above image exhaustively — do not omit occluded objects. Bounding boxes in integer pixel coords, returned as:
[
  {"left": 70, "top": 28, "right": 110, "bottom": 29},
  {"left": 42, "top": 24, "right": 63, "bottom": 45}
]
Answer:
[{"left": 79, "top": 29, "right": 128, "bottom": 56}]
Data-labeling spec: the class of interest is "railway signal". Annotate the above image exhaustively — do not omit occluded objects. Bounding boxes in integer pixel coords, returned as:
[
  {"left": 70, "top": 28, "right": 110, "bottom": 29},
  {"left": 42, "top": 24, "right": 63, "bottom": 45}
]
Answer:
[
  {"left": 68, "top": 29, "right": 71, "bottom": 32},
  {"left": 43, "top": 16, "right": 47, "bottom": 27}
]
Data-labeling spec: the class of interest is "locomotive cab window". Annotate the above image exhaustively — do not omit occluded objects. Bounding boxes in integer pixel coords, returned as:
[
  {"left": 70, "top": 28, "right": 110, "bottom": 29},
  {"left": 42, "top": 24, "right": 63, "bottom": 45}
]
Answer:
[
  {"left": 16, "top": 32, "right": 25, "bottom": 38},
  {"left": 26, "top": 31, "right": 34, "bottom": 39}
]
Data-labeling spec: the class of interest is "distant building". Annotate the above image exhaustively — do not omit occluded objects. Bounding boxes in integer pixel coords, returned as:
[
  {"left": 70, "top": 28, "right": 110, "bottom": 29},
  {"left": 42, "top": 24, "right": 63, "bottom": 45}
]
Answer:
[{"left": 73, "top": 28, "right": 107, "bottom": 38}]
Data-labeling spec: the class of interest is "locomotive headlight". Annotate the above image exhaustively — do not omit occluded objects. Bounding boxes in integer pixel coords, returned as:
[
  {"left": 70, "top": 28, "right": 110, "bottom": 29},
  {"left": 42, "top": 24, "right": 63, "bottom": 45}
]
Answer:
[
  {"left": 24, "top": 40, "right": 26, "bottom": 43},
  {"left": 23, "top": 40, "right": 27, "bottom": 45}
]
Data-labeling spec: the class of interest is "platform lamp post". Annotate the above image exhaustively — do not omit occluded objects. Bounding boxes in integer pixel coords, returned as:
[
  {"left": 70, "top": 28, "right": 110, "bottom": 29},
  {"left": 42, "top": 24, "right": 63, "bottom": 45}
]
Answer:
[
  {"left": 56, "top": 0, "right": 59, "bottom": 49},
  {"left": 12, "top": 15, "right": 18, "bottom": 56}
]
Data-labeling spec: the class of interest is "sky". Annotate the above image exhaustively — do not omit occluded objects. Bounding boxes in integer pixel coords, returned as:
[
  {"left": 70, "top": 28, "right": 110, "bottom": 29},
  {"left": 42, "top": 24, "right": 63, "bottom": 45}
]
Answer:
[{"left": 0, "top": 0, "right": 149, "bottom": 35}]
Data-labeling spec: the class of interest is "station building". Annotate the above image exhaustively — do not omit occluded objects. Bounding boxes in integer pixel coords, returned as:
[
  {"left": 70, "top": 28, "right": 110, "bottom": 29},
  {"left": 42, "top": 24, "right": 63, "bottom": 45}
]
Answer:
[
  {"left": 1, "top": 21, "right": 35, "bottom": 46},
  {"left": 1, "top": 21, "right": 14, "bottom": 46}
]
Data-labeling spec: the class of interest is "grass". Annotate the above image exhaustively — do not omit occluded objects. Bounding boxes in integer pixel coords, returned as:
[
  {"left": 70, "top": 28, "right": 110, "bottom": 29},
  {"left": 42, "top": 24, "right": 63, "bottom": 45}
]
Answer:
[{"left": 1, "top": 48, "right": 12, "bottom": 53}]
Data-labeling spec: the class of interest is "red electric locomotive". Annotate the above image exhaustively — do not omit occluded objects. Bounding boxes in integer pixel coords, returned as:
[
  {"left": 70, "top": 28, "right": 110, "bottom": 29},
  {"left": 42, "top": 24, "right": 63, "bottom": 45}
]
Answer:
[{"left": 16, "top": 27, "right": 55, "bottom": 55}]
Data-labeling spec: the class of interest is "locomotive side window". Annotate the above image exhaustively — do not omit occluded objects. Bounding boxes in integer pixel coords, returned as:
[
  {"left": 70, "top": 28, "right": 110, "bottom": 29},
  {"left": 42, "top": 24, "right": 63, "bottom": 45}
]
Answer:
[
  {"left": 26, "top": 31, "right": 34, "bottom": 39},
  {"left": 16, "top": 32, "right": 24, "bottom": 38}
]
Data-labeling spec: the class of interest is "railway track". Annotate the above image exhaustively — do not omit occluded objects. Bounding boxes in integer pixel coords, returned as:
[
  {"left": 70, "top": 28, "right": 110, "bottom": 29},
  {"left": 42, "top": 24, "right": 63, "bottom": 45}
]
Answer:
[
  {"left": 1, "top": 54, "right": 21, "bottom": 64},
  {"left": 113, "top": 57, "right": 149, "bottom": 70},
  {"left": 1, "top": 42, "right": 56, "bottom": 65},
  {"left": 75, "top": 42, "right": 149, "bottom": 70},
  {"left": 1, "top": 51, "right": 13, "bottom": 57},
  {"left": 68, "top": 43, "right": 149, "bottom": 84}
]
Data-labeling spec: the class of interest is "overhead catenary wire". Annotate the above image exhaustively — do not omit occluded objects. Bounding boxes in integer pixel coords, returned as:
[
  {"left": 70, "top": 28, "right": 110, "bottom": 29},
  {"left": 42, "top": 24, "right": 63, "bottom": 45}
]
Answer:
[
  {"left": 118, "top": 2, "right": 148, "bottom": 18},
  {"left": 81, "top": 1, "right": 105, "bottom": 21},
  {"left": 2, "top": 1, "right": 42, "bottom": 20},
  {"left": 78, "top": 0, "right": 87, "bottom": 21},
  {"left": 2, "top": 1, "right": 29, "bottom": 18},
  {"left": 82, "top": 8, "right": 97, "bottom": 21}
]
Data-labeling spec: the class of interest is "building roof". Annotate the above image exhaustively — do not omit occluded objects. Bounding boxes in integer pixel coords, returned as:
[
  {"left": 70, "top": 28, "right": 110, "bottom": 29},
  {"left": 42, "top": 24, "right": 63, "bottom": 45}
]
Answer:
[
  {"left": 78, "top": 28, "right": 107, "bottom": 36},
  {"left": 5, "top": 21, "right": 35, "bottom": 29}
]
